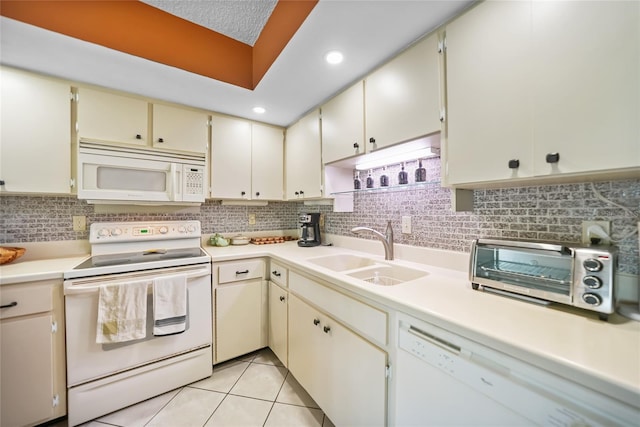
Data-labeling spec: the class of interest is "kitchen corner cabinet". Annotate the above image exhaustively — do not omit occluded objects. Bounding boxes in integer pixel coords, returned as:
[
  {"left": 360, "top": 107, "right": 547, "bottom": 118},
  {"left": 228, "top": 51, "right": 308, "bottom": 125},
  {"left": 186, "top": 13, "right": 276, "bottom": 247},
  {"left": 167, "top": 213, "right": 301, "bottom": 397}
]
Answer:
[
  {"left": 214, "top": 259, "right": 268, "bottom": 363},
  {"left": 365, "top": 31, "right": 442, "bottom": 150},
  {"left": 321, "top": 81, "right": 366, "bottom": 164},
  {"left": 0, "top": 67, "right": 71, "bottom": 194},
  {"left": 289, "top": 294, "right": 387, "bottom": 426},
  {"left": 285, "top": 109, "right": 323, "bottom": 200},
  {"left": 151, "top": 103, "right": 208, "bottom": 154},
  {"left": 0, "top": 280, "right": 66, "bottom": 427},
  {"left": 444, "top": 0, "right": 640, "bottom": 187},
  {"left": 210, "top": 116, "right": 284, "bottom": 200},
  {"left": 77, "top": 87, "right": 148, "bottom": 146}
]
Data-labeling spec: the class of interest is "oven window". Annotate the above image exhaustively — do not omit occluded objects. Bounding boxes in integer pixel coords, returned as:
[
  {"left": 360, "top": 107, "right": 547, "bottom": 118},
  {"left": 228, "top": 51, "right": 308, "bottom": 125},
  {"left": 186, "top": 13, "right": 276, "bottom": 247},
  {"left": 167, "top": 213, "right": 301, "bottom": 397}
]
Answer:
[
  {"left": 97, "top": 166, "right": 166, "bottom": 192},
  {"left": 475, "top": 246, "right": 573, "bottom": 295}
]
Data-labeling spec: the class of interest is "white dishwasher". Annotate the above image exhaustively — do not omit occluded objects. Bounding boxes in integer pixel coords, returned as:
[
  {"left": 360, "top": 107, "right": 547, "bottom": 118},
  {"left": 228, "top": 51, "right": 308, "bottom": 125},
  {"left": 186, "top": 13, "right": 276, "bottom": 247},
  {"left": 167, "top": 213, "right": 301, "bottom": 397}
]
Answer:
[{"left": 394, "top": 313, "right": 638, "bottom": 426}]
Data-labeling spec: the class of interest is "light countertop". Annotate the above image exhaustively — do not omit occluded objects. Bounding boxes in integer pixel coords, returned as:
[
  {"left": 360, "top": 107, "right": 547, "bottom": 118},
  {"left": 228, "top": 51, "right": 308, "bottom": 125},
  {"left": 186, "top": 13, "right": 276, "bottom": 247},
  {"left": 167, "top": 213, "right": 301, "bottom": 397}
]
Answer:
[{"left": 1, "top": 238, "right": 638, "bottom": 410}]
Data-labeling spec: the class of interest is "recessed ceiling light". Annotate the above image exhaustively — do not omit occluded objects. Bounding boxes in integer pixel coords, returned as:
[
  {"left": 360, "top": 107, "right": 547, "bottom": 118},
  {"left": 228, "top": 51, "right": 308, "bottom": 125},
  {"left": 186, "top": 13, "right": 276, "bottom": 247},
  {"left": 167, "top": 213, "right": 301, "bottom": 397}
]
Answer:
[
  {"left": 325, "top": 50, "right": 344, "bottom": 65},
  {"left": 253, "top": 106, "right": 266, "bottom": 114}
]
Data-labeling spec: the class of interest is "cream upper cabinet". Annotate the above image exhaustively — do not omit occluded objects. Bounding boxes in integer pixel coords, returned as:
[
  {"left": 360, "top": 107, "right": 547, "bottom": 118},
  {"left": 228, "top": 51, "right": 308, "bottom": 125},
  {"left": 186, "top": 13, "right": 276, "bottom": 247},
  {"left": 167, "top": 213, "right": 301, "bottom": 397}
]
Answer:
[
  {"left": 365, "top": 32, "right": 442, "bottom": 150},
  {"left": 210, "top": 115, "right": 283, "bottom": 200},
  {"left": 445, "top": 1, "right": 533, "bottom": 185},
  {"left": 285, "top": 109, "right": 323, "bottom": 199},
  {"left": 531, "top": 0, "right": 640, "bottom": 175},
  {"left": 251, "top": 123, "right": 284, "bottom": 200},
  {"left": 211, "top": 115, "right": 252, "bottom": 199},
  {"left": 152, "top": 103, "right": 208, "bottom": 154},
  {"left": 321, "top": 81, "right": 365, "bottom": 164},
  {"left": 77, "top": 87, "right": 148, "bottom": 146},
  {"left": 0, "top": 67, "right": 71, "bottom": 194},
  {"left": 445, "top": 0, "right": 640, "bottom": 186}
]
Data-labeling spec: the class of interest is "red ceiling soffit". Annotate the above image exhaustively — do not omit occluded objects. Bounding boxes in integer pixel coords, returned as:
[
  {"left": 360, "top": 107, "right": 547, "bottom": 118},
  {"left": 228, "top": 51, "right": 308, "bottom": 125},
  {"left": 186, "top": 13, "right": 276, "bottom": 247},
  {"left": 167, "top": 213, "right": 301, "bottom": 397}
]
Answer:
[{"left": 0, "top": 0, "right": 318, "bottom": 90}]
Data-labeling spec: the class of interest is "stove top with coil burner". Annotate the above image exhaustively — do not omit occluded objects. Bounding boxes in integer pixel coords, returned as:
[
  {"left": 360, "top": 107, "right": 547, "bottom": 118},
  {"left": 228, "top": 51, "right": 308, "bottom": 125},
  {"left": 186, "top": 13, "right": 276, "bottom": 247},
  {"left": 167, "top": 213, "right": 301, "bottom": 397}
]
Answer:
[{"left": 64, "top": 220, "right": 210, "bottom": 279}]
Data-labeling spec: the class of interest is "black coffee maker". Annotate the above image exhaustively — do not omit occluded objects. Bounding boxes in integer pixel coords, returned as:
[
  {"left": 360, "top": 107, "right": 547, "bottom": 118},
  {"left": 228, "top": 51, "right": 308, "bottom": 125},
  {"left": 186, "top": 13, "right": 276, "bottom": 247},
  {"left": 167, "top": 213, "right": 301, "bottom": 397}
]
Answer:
[{"left": 298, "top": 213, "right": 321, "bottom": 247}]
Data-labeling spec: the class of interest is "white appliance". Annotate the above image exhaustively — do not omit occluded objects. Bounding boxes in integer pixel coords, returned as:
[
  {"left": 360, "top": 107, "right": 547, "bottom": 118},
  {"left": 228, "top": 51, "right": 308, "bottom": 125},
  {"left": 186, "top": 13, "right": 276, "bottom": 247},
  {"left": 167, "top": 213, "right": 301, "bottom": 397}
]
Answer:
[
  {"left": 63, "top": 221, "right": 212, "bottom": 426},
  {"left": 394, "top": 312, "right": 639, "bottom": 426},
  {"left": 77, "top": 140, "right": 206, "bottom": 205}
]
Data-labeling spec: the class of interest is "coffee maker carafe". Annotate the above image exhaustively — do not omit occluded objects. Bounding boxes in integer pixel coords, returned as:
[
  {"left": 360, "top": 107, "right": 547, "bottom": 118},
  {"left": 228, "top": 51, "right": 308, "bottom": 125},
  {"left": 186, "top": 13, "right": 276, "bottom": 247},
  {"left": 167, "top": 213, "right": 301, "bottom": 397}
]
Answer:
[{"left": 298, "top": 213, "right": 321, "bottom": 247}]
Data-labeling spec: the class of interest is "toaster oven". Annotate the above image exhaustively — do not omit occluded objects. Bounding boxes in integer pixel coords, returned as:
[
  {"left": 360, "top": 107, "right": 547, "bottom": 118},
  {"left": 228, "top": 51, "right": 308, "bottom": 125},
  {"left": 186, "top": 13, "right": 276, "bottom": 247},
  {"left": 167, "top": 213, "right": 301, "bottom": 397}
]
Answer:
[{"left": 470, "top": 238, "right": 618, "bottom": 320}]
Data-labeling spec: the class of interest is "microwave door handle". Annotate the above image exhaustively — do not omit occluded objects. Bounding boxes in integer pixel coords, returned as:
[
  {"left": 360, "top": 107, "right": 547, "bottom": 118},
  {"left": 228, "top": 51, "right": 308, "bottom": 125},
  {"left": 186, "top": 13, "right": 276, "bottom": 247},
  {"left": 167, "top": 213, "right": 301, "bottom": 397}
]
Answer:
[{"left": 170, "top": 163, "right": 180, "bottom": 201}]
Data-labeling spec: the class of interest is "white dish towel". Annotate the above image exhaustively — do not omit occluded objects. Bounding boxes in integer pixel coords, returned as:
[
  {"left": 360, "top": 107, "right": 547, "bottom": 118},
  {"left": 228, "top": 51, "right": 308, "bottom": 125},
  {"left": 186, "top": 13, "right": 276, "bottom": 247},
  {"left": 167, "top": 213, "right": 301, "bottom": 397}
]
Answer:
[
  {"left": 96, "top": 280, "right": 149, "bottom": 344},
  {"left": 153, "top": 275, "right": 188, "bottom": 336}
]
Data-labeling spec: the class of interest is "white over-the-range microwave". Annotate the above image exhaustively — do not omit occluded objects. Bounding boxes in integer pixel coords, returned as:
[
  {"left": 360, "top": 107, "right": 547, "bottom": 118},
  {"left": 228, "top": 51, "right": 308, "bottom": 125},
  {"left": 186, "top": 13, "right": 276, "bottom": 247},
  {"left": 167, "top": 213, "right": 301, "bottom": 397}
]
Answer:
[{"left": 77, "top": 140, "right": 206, "bottom": 205}]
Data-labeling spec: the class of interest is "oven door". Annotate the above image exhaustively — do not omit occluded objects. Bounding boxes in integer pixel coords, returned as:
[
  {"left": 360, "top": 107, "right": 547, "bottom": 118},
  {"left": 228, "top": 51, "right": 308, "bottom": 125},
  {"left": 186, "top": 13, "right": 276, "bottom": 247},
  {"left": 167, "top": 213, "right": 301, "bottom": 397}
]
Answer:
[{"left": 64, "top": 263, "right": 212, "bottom": 387}]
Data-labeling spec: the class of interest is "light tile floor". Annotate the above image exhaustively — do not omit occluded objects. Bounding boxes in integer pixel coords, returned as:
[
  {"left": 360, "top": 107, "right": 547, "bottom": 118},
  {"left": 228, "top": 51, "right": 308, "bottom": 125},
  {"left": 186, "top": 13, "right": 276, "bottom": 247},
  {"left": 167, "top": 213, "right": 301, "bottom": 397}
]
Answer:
[{"left": 70, "top": 348, "right": 335, "bottom": 427}]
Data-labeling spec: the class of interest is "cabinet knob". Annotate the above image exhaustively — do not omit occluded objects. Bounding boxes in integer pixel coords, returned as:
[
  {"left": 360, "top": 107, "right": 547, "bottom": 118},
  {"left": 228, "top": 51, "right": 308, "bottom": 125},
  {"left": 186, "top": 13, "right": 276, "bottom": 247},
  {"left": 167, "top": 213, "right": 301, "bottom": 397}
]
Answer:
[
  {"left": 323, "top": 325, "right": 331, "bottom": 333},
  {"left": 158, "top": 137, "right": 164, "bottom": 143},
  {"left": 279, "top": 296, "right": 286, "bottom": 302},
  {"left": 255, "top": 191, "right": 260, "bottom": 197},
  {"left": 299, "top": 190, "right": 304, "bottom": 195},
  {"left": 241, "top": 191, "right": 246, "bottom": 196},
  {"left": 369, "top": 137, "right": 376, "bottom": 144},
  {"left": 294, "top": 191, "right": 299, "bottom": 196},
  {"left": 353, "top": 142, "right": 359, "bottom": 149},
  {"left": 508, "top": 159, "right": 520, "bottom": 169},
  {"left": 0, "top": 301, "right": 18, "bottom": 309},
  {"left": 135, "top": 134, "right": 142, "bottom": 140},
  {"left": 546, "top": 152, "right": 560, "bottom": 164},
  {"left": 0, "top": 180, "right": 5, "bottom": 186},
  {"left": 313, "top": 318, "right": 320, "bottom": 326}
]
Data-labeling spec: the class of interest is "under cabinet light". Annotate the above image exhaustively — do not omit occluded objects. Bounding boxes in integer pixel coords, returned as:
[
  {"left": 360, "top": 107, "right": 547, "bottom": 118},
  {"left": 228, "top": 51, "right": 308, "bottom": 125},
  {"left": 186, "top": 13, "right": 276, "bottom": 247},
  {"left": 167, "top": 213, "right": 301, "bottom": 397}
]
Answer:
[{"left": 354, "top": 136, "right": 440, "bottom": 170}]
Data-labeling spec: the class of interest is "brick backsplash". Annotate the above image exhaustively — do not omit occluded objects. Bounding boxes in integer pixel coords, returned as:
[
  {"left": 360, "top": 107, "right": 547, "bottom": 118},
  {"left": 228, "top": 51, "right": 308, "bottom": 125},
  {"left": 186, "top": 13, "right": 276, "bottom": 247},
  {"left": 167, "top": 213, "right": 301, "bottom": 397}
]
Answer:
[{"left": 1, "top": 160, "right": 638, "bottom": 274}]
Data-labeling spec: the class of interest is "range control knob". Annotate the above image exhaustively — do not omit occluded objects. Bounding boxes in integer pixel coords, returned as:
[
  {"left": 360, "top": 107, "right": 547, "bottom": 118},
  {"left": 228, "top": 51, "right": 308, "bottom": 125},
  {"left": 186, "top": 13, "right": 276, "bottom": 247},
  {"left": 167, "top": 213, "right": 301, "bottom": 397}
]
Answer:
[
  {"left": 583, "top": 258, "right": 603, "bottom": 272},
  {"left": 159, "top": 226, "right": 169, "bottom": 234},
  {"left": 178, "top": 226, "right": 186, "bottom": 233},
  {"left": 187, "top": 225, "right": 196, "bottom": 233},
  {"left": 583, "top": 276, "right": 602, "bottom": 289},
  {"left": 582, "top": 293, "right": 602, "bottom": 306},
  {"left": 98, "top": 228, "right": 110, "bottom": 237},
  {"left": 111, "top": 228, "right": 122, "bottom": 236}
]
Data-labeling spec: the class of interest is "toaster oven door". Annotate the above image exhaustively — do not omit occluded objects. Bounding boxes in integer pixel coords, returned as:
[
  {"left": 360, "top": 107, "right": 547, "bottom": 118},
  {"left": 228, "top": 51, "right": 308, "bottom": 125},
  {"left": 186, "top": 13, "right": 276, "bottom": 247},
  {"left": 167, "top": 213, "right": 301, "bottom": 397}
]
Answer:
[{"left": 472, "top": 243, "right": 573, "bottom": 303}]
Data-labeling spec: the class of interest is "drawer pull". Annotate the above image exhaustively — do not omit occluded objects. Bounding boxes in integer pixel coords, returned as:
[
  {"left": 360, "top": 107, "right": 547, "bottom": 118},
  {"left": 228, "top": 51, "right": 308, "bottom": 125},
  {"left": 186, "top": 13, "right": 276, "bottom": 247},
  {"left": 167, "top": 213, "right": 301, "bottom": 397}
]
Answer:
[
  {"left": 313, "top": 318, "right": 320, "bottom": 326},
  {"left": 0, "top": 301, "right": 18, "bottom": 309},
  {"left": 235, "top": 270, "right": 249, "bottom": 275},
  {"left": 272, "top": 271, "right": 281, "bottom": 277},
  {"left": 279, "top": 296, "right": 286, "bottom": 302},
  {"left": 323, "top": 326, "right": 331, "bottom": 333}
]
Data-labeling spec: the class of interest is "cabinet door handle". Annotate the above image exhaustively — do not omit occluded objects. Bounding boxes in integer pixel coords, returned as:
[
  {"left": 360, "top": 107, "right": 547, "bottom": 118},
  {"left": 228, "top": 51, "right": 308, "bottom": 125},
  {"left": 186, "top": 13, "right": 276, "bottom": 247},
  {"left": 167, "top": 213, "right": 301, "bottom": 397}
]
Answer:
[
  {"left": 508, "top": 159, "right": 520, "bottom": 169},
  {"left": 353, "top": 142, "right": 359, "bottom": 149},
  {"left": 369, "top": 137, "right": 376, "bottom": 144},
  {"left": 279, "top": 296, "right": 286, "bottom": 302},
  {"left": 0, "top": 301, "right": 18, "bottom": 309},
  {"left": 546, "top": 152, "right": 560, "bottom": 164},
  {"left": 294, "top": 191, "right": 299, "bottom": 196},
  {"left": 313, "top": 318, "right": 320, "bottom": 326},
  {"left": 241, "top": 191, "right": 246, "bottom": 196},
  {"left": 323, "top": 325, "right": 331, "bottom": 333},
  {"left": 272, "top": 271, "right": 281, "bottom": 277},
  {"left": 235, "top": 270, "right": 249, "bottom": 275},
  {"left": 299, "top": 190, "right": 304, "bottom": 195},
  {"left": 135, "top": 134, "right": 142, "bottom": 140},
  {"left": 158, "top": 137, "right": 164, "bottom": 143},
  {"left": 0, "top": 180, "right": 5, "bottom": 186},
  {"left": 255, "top": 191, "right": 260, "bottom": 197}
]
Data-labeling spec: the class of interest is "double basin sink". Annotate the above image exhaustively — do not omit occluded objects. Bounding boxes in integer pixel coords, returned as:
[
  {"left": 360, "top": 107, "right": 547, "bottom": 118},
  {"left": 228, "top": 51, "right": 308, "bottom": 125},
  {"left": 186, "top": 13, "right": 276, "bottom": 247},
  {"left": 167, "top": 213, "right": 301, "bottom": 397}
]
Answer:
[{"left": 306, "top": 254, "right": 428, "bottom": 286}]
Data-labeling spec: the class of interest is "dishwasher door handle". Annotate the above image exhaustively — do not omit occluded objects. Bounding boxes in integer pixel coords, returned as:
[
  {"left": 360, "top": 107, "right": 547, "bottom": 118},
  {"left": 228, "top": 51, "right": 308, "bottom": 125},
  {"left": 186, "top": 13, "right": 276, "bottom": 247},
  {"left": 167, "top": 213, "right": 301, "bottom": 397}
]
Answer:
[{"left": 407, "top": 325, "right": 461, "bottom": 355}]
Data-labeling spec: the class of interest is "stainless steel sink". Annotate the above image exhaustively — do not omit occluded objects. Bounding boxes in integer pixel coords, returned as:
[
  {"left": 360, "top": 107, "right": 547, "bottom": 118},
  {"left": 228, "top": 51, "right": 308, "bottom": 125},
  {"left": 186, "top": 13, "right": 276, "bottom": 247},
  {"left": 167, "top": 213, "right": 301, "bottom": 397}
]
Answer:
[
  {"left": 306, "top": 254, "right": 378, "bottom": 272},
  {"left": 347, "top": 264, "right": 428, "bottom": 286}
]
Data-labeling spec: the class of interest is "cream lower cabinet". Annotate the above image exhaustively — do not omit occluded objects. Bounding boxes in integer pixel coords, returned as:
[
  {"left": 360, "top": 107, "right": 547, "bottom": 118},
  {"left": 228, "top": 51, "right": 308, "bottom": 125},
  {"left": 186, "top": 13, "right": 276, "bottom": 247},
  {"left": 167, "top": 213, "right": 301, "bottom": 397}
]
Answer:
[
  {"left": 215, "top": 259, "right": 268, "bottom": 363},
  {"left": 268, "top": 281, "right": 288, "bottom": 367},
  {"left": 0, "top": 280, "right": 66, "bottom": 427},
  {"left": 0, "top": 67, "right": 71, "bottom": 194},
  {"left": 289, "top": 294, "right": 387, "bottom": 426}
]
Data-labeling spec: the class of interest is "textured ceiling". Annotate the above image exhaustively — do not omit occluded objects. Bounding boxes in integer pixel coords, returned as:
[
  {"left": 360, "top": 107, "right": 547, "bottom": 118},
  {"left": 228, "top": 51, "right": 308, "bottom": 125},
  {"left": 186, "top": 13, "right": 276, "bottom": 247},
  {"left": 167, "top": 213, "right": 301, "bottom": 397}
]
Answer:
[{"left": 140, "top": 0, "right": 278, "bottom": 46}]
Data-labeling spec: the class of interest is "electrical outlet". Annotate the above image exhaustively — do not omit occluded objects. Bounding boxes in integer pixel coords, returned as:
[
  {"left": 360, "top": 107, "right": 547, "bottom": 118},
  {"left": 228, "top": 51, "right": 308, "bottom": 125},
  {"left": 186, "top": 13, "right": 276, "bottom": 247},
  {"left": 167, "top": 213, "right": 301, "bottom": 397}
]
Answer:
[
  {"left": 401, "top": 216, "right": 412, "bottom": 234},
  {"left": 248, "top": 213, "right": 256, "bottom": 225},
  {"left": 72, "top": 215, "right": 86, "bottom": 231},
  {"left": 319, "top": 213, "right": 325, "bottom": 228},
  {"left": 581, "top": 220, "right": 610, "bottom": 245}
]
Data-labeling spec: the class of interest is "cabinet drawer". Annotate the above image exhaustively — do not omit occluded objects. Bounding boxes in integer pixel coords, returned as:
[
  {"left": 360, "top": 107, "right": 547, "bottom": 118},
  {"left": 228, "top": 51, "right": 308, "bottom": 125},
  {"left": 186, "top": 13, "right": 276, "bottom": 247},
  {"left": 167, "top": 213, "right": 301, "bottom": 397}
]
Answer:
[
  {"left": 0, "top": 282, "right": 53, "bottom": 320},
  {"left": 289, "top": 271, "right": 387, "bottom": 346},
  {"left": 217, "top": 259, "right": 265, "bottom": 284},
  {"left": 269, "top": 261, "right": 288, "bottom": 288}
]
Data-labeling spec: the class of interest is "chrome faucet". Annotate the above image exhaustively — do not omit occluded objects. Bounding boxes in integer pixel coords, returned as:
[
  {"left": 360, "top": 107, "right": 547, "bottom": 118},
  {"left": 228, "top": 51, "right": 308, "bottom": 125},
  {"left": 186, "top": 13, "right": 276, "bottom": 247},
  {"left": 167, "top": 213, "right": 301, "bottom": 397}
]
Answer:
[{"left": 351, "top": 220, "right": 394, "bottom": 260}]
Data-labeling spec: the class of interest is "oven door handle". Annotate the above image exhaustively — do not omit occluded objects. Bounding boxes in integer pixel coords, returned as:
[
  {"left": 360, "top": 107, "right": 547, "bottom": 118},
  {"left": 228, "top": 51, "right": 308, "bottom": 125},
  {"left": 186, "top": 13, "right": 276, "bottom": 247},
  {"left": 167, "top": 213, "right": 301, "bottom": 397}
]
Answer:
[{"left": 63, "top": 266, "right": 211, "bottom": 296}]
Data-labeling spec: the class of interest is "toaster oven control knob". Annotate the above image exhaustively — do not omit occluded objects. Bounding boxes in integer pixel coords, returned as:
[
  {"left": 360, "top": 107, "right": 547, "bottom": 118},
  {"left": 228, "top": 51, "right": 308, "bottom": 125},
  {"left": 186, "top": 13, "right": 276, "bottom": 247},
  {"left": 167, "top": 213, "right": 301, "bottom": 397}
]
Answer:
[
  {"left": 583, "top": 275, "right": 602, "bottom": 289},
  {"left": 582, "top": 293, "right": 602, "bottom": 306},
  {"left": 583, "top": 258, "right": 603, "bottom": 272}
]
